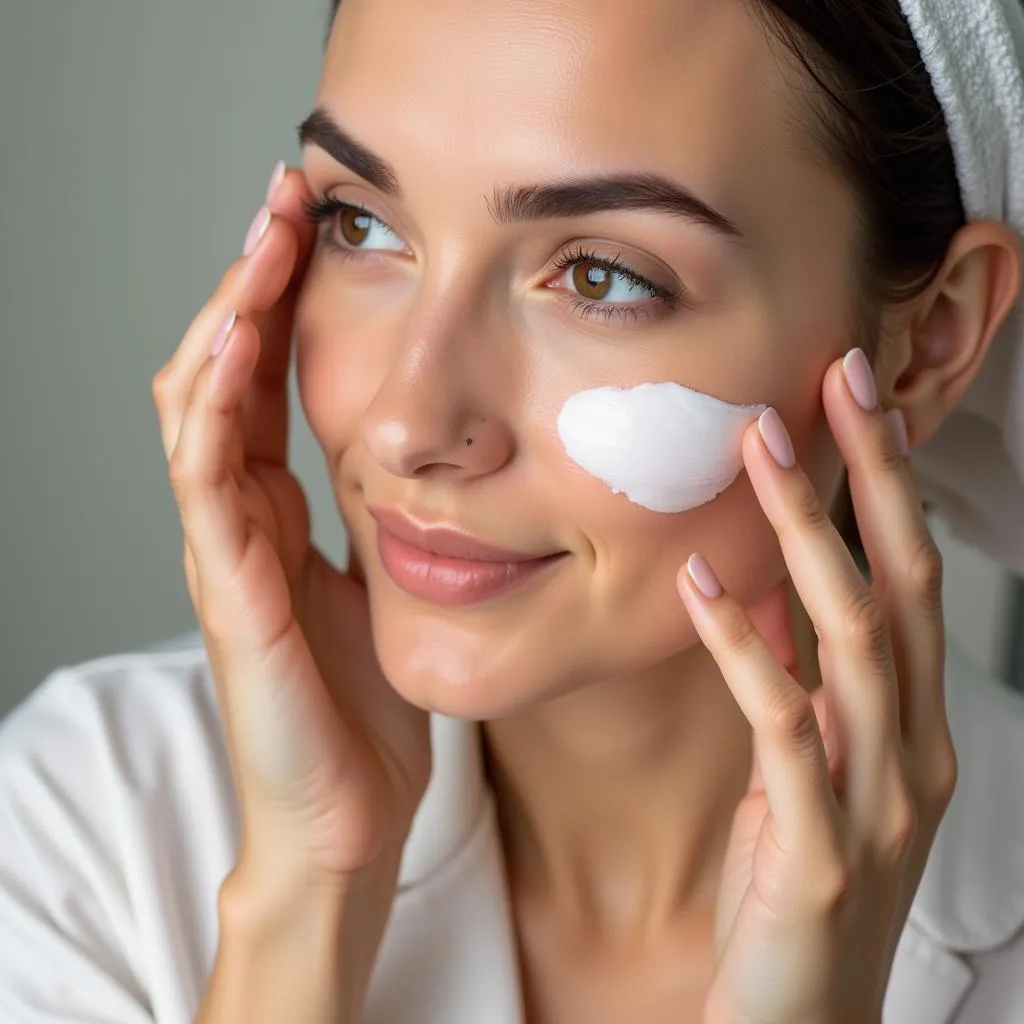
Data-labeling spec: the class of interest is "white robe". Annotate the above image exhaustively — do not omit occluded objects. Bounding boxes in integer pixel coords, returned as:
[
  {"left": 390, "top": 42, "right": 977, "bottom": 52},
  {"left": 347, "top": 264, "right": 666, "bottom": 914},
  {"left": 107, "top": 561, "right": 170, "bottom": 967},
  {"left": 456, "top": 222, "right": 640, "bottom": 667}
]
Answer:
[{"left": 0, "top": 634, "right": 1021, "bottom": 1023}]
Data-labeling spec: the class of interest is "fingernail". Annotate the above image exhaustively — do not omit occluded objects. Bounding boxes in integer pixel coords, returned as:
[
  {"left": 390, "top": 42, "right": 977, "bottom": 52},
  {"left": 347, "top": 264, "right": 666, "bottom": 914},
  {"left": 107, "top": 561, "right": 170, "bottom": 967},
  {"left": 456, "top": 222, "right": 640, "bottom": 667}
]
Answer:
[
  {"left": 243, "top": 206, "right": 271, "bottom": 256},
  {"left": 687, "top": 554, "right": 723, "bottom": 600},
  {"left": 758, "top": 408, "right": 796, "bottom": 469},
  {"left": 843, "top": 347, "right": 878, "bottom": 412},
  {"left": 211, "top": 310, "right": 237, "bottom": 357},
  {"left": 887, "top": 407, "right": 909, "bottom": 457},
  {"left": 266, "top": 159, "right": 286, "bottom": 204}
]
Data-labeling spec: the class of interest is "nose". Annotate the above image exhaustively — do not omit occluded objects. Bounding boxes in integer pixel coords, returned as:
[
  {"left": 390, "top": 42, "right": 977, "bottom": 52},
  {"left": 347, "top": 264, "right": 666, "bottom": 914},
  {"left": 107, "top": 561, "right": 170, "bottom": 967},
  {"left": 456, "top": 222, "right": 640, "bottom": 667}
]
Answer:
[{"left": 360, "top": 304, "right": 516, "bottom": 482}]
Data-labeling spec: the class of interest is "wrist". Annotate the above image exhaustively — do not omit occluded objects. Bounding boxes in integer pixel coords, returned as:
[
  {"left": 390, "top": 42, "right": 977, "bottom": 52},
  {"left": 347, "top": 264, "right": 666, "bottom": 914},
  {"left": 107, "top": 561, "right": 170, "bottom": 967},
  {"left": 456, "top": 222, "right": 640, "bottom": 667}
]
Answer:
[
  {"left": 212, "top": 864, "right": 359, "bottom": 1024},
  {"left": 209, "top": 838, "right": 406, "bottom": 1024}
]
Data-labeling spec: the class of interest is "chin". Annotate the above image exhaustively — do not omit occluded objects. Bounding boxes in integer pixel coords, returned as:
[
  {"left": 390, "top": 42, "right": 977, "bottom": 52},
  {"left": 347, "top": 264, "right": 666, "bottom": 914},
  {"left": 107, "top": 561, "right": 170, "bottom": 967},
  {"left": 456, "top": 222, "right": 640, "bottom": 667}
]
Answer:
[
  {"left": 366, "top": 583, "right": 706, "bottom": 721},
  {"left": 357, "top": 542, "right": 590, "bottom": 719},
  {"left": 368, "top": 609, "right": 552, "bottom": 720}
]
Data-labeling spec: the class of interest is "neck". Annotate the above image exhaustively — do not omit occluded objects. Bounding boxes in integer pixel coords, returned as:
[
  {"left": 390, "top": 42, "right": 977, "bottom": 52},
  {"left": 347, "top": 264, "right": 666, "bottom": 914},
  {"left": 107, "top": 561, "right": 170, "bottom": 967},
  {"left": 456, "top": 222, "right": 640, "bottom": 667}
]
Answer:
[{"left": 483, "top": 578, "right": 818, "bottom": 945}]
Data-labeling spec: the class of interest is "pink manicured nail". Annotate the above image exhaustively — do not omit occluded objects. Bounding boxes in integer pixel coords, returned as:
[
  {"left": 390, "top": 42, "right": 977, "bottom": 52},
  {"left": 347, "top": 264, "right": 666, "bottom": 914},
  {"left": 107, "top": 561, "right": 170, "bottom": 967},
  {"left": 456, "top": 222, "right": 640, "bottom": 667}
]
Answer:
[
  {"left": 887, "top": 408, "right": 909, "bottom": 457},
  {"left": 211, "top": 310, "right": 237, "bottom": 357},
  {"left": 758, "top": 408, "right": 796, "bottom": 469},
  {"left": 843, "top": 347, "right": 878, "bottom": 411},
  {"left": 266, "top": 160, "right": 286, "bottom": 204},
  {"left": 243, "top": 206, "right": 271, "bottom": 256},
  {"left": 687, "top": 554, "right": 723, "bottom": 600}
]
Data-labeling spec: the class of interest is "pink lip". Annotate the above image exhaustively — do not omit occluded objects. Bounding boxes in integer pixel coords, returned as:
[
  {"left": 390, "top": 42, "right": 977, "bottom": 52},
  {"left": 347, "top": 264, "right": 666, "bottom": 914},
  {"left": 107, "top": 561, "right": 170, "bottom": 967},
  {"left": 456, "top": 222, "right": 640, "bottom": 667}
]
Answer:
[{"left": 368, "top": 506, "right": 567, "bottom": 606}]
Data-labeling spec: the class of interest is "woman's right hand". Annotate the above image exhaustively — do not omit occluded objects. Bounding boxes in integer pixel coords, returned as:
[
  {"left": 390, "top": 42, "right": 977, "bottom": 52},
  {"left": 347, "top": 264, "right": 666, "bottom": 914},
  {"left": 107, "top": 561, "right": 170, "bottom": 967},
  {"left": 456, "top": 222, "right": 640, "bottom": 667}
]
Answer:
[{"left": 152, "top": 162, "right": 431, "bottom": 901}]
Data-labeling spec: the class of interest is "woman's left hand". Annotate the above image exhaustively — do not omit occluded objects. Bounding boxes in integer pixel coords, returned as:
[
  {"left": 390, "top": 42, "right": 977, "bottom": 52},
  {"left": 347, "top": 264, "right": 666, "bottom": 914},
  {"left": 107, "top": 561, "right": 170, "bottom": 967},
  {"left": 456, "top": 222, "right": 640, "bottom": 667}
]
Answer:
[{"left": 678, "top": 349, "right": 959, "bottom": 1024}]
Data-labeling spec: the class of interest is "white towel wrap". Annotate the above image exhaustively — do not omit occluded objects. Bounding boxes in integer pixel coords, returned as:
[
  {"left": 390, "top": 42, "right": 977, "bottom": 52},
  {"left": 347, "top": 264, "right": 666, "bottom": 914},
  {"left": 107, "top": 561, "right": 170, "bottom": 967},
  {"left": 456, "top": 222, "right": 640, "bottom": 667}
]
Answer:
[{"left": 897, "top": 0, "right": 1024, "bottom": 574}]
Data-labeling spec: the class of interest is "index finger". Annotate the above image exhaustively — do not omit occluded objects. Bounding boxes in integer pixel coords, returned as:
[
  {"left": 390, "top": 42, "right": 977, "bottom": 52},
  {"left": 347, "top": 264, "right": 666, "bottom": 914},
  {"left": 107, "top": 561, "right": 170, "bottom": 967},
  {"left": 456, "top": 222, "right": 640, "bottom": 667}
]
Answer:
[{"left": 241, "top": 164, "right": 319, "bottom": 465}]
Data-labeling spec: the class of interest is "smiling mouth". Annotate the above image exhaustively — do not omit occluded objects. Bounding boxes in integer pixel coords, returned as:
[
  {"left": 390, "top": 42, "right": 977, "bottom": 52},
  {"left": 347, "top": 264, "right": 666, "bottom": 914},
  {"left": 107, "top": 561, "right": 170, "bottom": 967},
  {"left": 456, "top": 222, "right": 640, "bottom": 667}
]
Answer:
[{"left": 368, "top": 506, "right": 569, "bottom": 606}]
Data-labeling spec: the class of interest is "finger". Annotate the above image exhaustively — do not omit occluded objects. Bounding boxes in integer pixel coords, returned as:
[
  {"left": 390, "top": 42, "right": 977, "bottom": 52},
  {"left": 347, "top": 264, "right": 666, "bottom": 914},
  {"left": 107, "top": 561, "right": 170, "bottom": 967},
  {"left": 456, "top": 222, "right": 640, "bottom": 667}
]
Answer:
[
  {"left": 678, "top": 556, "right": 840, "bottom": 848},
  {"left": 167, "top": 312, "right": 261, "bottom": 593},
  {"left": 745, "top": 579, "right": 800, "bottom": 679},
  {"left": 738, "top": 685, "right": 843, "bottom": 802},
  {"left": 241, "top": 165, "right": 319, "bottom": 465},
  {"left": 809, "top": 684, "right": 847, "bottom": 799},
  {"left": 153, "top": 205, "right": 299, "bottom": 464},
  {"left": 821, "top": 352, "right": 946, "bottom": 752},
  {"left": 743, "top": 408, "right": 901, "bottom": 824},
  {"left": 263, "top": 163, "right": 318, "bottom": 307}
]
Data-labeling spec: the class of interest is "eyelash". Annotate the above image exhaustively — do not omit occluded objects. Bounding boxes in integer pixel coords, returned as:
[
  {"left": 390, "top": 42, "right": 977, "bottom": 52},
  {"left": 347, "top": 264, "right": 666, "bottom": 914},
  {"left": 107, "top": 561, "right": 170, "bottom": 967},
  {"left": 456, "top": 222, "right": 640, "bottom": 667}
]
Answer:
[
  {"left": 301, "top": 194, "right": 686, "bottom": 324},
  {"left": 301, "top": 194, "right": 385, "bottom": 262},
  {"left": 549, "top": 244, "right": 683, "bottom": 323}
]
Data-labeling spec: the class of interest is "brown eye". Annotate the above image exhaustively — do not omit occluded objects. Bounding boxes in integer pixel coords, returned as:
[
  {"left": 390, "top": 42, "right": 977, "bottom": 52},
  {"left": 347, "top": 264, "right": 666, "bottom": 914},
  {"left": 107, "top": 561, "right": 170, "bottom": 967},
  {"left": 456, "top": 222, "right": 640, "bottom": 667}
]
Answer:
[
  {"left": 572, "top": 261, "right": 613, "bottom": 300},
  {"left": 339, "top": 206, "right": 372, "bottom": 246}
]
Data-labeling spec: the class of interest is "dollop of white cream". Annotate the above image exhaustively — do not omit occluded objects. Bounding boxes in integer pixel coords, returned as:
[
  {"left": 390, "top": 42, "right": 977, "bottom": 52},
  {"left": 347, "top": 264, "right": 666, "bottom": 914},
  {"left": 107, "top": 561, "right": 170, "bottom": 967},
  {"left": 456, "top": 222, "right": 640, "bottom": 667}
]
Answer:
[{"left": 557, "top": 382, "right": 767, "bottom": 514}]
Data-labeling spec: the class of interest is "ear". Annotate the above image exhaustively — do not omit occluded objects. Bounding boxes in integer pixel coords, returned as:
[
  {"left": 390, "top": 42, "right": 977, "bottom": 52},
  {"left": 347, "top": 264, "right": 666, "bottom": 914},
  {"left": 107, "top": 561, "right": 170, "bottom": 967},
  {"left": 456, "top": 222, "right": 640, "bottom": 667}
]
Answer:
[{"left": 878, "top": 220, "right": 1021, "bottom": 449}]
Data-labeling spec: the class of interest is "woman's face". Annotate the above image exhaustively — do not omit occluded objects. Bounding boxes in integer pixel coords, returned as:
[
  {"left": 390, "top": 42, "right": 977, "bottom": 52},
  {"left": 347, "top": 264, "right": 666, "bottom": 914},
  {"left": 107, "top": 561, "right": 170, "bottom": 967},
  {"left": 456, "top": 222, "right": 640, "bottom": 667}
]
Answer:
[{"left": 295, "top": 0, "right": 856, "bottom": 717}]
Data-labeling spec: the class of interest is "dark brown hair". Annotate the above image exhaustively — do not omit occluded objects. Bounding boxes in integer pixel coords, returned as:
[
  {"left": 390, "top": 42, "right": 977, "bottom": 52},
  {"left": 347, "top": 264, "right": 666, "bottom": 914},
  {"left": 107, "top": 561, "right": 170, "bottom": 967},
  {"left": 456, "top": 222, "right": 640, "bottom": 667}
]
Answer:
[
  {"left": 743, "top": 0, "right": 964, "bottom": 343},
  {"left": 737, "top": 0, "right": 966, "bottom": 553},
  {"left": 324, "top": 0, "right": 968, "bottom": 555}
]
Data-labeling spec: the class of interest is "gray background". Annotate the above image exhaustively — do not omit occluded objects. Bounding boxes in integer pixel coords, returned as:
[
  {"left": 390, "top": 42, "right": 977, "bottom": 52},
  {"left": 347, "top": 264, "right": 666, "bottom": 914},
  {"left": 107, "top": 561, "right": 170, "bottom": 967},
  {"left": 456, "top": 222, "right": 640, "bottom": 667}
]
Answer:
[{"left": 0, "top": 2, "right": 1019, "bottom": 720}]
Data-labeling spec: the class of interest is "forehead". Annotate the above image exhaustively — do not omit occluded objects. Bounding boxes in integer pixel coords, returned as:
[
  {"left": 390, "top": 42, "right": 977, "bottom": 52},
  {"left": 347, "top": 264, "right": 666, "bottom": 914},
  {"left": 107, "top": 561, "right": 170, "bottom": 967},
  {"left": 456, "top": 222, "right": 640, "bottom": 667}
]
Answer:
[{"left": 317, "top": 0, "right": 803, "bottom": 209}]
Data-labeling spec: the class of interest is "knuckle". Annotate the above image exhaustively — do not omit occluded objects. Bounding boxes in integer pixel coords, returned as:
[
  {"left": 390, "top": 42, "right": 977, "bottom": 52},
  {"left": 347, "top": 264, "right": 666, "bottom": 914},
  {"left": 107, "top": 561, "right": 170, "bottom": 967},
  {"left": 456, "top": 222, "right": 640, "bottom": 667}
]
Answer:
[
  {"left": 906, "top": 536, "right": 944, "bottom": 611},
  {"left": 841, "top": 590, "right": 892, "bottom": 666},
  {"left": 151, "top": 364, "right": 174, "bottom": 408},
  {"left": 196, "top": 587, "right": 233, "bottom": 646},
  {"left": 167, "top": 449, "right": 195, "bottom": 506},
  {"left": 930, "top": 742, "right": 960, "bottom": 807},
  {"left": 763, "top": 686, "right": 820, "bottom": 753},
  {"left": 878, "top": 436, "right": 907, "bottom": 475},
  {"left": 815, "top": 856, "right": 856, "bottom": 915},
  {"left": 719, "top": 611, "right": 761, "bottom": 656},
  {"left": 881, "top": 790, "right": 918, "bottom": 861},
  {"left": 794, "top": 482, "right": 831, "bottom": 534}
]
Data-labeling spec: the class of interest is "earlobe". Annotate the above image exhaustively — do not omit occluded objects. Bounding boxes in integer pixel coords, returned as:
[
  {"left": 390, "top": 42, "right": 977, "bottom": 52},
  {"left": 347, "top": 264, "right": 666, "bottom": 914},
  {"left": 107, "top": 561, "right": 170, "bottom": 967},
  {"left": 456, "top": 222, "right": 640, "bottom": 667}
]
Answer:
[{"left": 886, "top": 220, "right": 1022, "bottom": 448}]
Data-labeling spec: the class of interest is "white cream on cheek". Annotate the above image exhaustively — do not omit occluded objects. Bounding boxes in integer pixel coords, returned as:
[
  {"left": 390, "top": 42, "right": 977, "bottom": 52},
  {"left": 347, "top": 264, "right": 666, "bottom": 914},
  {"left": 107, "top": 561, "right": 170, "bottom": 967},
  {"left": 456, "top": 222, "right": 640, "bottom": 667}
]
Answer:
[{"left": 556, "top": 382, "right": 767, "bottom": 514}]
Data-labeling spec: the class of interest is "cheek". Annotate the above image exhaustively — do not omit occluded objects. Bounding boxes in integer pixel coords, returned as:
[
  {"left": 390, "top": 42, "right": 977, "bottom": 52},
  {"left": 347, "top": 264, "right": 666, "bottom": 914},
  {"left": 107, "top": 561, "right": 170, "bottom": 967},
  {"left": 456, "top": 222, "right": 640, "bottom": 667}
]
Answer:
[
  {"left": 556, "top": 382, "right": 766, "bottom": 514},
  {"left": 293, "top": 274, "right": 384, "bottom": 454},
  {"left": 544, "top": 380, "right": 770, "bottom": 605},
  {"left": 572, "top": 456, "right": 784, "bottom": 612},
  {"left": 555, "top": 374, "right": 844, "bottom": 621}
]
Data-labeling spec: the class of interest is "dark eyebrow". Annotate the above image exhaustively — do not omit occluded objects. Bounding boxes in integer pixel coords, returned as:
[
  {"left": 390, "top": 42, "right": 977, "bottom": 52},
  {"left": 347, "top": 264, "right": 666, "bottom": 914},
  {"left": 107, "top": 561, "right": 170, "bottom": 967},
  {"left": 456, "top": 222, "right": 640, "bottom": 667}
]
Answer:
[
  {"left": 298, "top": 107, "right": 744, "bottom": 243},
  {"left": 298, "top": 107, "right": 401, "bottom": 196},
  {"left": 490, "top": 175, "right": 744, "bottom": 241}
]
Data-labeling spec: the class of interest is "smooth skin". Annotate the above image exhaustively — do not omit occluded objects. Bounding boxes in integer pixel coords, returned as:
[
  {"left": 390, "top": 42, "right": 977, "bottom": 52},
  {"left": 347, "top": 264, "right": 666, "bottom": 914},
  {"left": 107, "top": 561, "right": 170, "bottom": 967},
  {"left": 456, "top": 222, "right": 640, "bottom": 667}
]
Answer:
[
  {"left": 157, "top": 166, "right": 1014, "bottom": 1024},
  {"left": 153, "top": 0, "right": 1022, "bottom": 1020}
]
